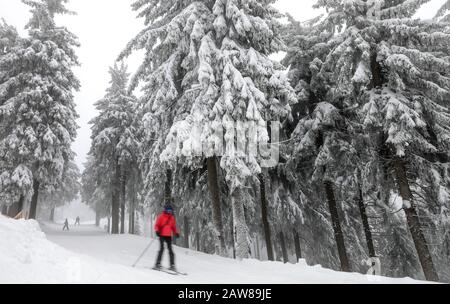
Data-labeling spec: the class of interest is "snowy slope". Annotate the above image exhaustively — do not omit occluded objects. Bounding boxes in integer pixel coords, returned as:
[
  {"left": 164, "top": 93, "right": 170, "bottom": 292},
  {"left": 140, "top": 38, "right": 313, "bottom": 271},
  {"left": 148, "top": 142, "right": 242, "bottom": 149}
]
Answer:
[
  {"left": 0, "top": 215, "right": 428, "bottom": 284},
  {"left": 0, "top": 215, "right": 176, "bottom": 284}
]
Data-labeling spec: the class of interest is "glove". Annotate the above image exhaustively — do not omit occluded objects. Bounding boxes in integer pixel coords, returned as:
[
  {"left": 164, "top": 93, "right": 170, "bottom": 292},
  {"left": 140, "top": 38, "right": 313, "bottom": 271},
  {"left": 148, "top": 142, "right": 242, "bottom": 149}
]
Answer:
[
  {"left": 156, "top": 232, "right": 161, "bottom": 237},
  {"left": 175, "top": 233, "right": 180, "bottom": 239}
]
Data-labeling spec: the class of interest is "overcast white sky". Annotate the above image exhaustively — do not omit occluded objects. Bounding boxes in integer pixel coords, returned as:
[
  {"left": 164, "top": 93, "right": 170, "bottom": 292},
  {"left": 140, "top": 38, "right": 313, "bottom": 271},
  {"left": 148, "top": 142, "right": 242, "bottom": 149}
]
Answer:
[{"left": 0, "top": 0, "right": 445, "bottom": 171}]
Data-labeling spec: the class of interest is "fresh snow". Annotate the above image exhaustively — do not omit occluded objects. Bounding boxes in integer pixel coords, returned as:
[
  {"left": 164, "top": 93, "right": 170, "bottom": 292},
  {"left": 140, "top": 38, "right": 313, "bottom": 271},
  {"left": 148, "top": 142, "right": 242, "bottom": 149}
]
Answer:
[{"left": 0, "top": 215, "right": 430, "bottom": 284}]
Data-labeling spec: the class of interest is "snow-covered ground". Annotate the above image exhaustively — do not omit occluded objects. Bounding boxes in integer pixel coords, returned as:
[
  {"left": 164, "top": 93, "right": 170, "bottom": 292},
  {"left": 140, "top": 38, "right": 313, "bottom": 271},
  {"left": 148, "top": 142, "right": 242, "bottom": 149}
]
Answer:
[{"left": 0, "top": 215, "right": 428, "bottom": 284}]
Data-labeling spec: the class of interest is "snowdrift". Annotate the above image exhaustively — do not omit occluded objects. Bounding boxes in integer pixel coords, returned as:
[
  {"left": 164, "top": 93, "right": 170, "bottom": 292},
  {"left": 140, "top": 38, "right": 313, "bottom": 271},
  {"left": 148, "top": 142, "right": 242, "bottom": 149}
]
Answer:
[
  {"left": 0, "top": 215, "right": 172, "bottom": 284},
  {"left": 0, "top": 215, "right": 426, "bottom": 284}
]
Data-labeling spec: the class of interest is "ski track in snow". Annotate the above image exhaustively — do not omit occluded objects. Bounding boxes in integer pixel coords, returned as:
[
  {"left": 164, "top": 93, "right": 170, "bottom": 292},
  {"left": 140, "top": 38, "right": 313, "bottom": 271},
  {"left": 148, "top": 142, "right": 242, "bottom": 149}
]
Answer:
[{"left": 0, "top": 216, "right": 430, "bottom": 284}]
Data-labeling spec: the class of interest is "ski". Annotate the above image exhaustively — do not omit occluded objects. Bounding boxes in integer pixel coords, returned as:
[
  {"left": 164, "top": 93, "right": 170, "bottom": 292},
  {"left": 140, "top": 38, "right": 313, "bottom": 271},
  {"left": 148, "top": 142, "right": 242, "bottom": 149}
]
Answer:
[
  {"left": 150, "top": 267, "right": 188, "bottom": 276},
  {"left": 173, "top": 270, "right": 188, "bottom": 276},
  {"left": 156, "top": 269, "right": 178, "bottom": 276},
  {"left": 150, "top": 267, "right": 177, "bottom": 276},
  {"left": 162, "top": 268, "right": 188, "bottom": 276}
]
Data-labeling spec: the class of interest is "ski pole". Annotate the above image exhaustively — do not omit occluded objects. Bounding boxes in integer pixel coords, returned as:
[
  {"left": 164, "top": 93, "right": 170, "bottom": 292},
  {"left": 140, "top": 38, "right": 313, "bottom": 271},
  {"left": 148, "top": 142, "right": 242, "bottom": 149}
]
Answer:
[{"left": 132, "top": 239, "right": 156, "bottom": 267}]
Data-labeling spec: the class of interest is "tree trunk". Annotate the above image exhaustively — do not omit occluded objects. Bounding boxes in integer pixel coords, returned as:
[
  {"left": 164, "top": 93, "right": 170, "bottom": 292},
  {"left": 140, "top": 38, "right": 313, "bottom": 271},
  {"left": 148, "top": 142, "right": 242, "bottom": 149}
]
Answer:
[
  {"left": 207, "top": 157, "right": 226, "bottom": 255},
  {"left": 111, "top": 162, "right": 121, "bottom": 234},
  {"left": 231, "top": 187, "right": 249, "bottom": 260},
  {"left": 293, "top": 230, "right": 302, "bottom": 262},
  {"left": 7, "top": 195, "right": 24, "bottom": 218},
  {"left": 196, "top": 231, "right": 200, "bottom": 252},
  {"left": 128, "top": 184, "right": 135, "bottom": 235},
  {"left": 134, "top": 212, "right": 140, "bottom": 235},
  {"left": 29, "top": 180, "right": 40, "bottom": 220},
  {"left": 255, "top": 235, "right": 261, "bottom": 260},
  {"left": 279, "top": 231, "right": 289, "bottom": 264},
  {"left": 324, "top": 181, "right": 351, "bottom": 272},
  {"left": 258, "top": 173, "right": 275, "bottom": 261},
  {"left": 150, "top": 215, "right": 154, "bottom": 238},
  {"left": 229, "top": 211, "right": 236, "bottom": 259},
  {"left": 165, "top": 169, "right": 172, "bottom": 205},
  {"left": 368, "top": 52, "right": 438, "bottom": 280},
  {"left": 107, "top": 217, "right": 111, "bottom": 234},
  {"left": 120, "top": 204, "right": 125, "bottom": 234},
  {"left": 1, "top": 205, "right": 7, "bottom": 215},
  {"left": 232, "top": 225, "right": 236, "bottom": 259},
  {"left": 370, "top": 52, "right": 384, "bottom": 89},
  {"left": 392, "top": 156, "right": 439, "bottom": 282},
  {"left": 356, "top": 182, "right": 376, "bottom": 258},
  {"left": 50, "top": 207, "right": 55, "bottom": 222},
  {"left": 120, "top": 171, "right": 127, "bottom": 234},
  {"left": 95, "top": 211, "right": 101, "bottom": 227},
  {"left": 184, "top": 216, "right": 190, "bottom": 249}
]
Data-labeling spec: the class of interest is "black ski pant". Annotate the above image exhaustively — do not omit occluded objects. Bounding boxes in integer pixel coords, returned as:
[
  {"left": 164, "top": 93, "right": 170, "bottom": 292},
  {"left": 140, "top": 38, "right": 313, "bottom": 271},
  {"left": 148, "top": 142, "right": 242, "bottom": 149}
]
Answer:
[
  {"left": 63, "top": 224, "right": 69, "bottom": 231},
  {"left": 156, "top": 236, "right": 175, "bottom": 267}
]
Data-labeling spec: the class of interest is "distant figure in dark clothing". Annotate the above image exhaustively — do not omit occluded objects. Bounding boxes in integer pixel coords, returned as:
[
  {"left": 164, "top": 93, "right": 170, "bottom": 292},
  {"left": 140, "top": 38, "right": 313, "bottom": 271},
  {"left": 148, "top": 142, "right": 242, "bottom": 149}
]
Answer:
[
  {"left": 63, "top": 219, "right": 70, "bottom": 231},
  {"left": 75, "top": 216, "right": 81, "bottom": 226}
]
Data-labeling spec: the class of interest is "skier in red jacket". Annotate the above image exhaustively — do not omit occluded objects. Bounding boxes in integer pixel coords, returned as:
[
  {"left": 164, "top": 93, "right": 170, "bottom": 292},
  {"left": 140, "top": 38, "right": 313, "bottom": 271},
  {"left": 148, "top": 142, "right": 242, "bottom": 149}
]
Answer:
[{"left": 154, "top": 204, "right": 180, "bottom": 271}]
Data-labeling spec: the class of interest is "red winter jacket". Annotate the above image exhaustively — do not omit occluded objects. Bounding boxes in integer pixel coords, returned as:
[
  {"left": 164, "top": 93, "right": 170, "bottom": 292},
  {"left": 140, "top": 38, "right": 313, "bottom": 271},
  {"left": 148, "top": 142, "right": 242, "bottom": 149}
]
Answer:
[{"left": 155, "top": 212, "right": 179, "bottom": 237}]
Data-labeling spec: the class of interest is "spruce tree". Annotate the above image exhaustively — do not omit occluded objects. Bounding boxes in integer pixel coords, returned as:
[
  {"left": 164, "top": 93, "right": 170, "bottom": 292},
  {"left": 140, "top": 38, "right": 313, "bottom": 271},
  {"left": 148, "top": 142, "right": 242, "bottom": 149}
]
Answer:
[
  {"left": 0, "top": 21, "right": 29, "bottom": 216},
  {"left": 158, "top": 0, "right": 296, "bottom": 260},
  {"left": 282, "top": 15, "right": 360, "bottom": 272},
  {"left": 285, "top": 0, "right": 449, "bottom": 281},
  {"left": 0, "top": 0, "right": 80, "bottom": 220},
  {"left": 88, "top": 63, "right": 138, "bottom": 234},
  {"left": 120, "top": 0, "right": 201, "bottom": 222}
]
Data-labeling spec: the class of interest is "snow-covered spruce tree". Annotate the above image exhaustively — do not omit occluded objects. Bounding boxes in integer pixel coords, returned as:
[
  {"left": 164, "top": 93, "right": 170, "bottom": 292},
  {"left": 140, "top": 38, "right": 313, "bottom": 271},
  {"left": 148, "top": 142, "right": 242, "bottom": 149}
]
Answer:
[
  {"left": 119, "top": 0, "right": 207, "bottom": 240},
  {"left": 288, "top": 101, "right": 359, "bottom": 271},
  {"left": 294, "top": 0, "right": 450, "bottom": 282},
  {"left": 361, "top": 1, "right": 449, "bottom": 283},
  {"left": 159, "top": 0, "right": 296, "bottom": 260},
  {"left": 257, "top": 15, "right": 337, "bottom": 266},
  {"left": 0, "top": 0, "right": 80, "bottom": 220},
  {"left": 120, "top": 0, "right": 230, "bottom": 254},
  {"left": 0, "top": 21, "right": 29, "bottom": 217},
  {"left": 282, "top": 16, "right": 363, "bottom": 272},
  {"left": 114, "top": 68, "right": 140, "bottom": 234},
  {"left": 88, "top": 63, "right": 138, "bottom": 234}
]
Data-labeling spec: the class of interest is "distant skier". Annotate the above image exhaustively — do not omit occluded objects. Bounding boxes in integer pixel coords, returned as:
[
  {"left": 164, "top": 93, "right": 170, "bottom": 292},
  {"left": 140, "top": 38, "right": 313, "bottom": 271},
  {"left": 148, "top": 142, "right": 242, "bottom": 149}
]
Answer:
[
  {"left": 153, "top": 204, "right": 180, "bottom": 272},
  {"left": 75, "top": 216, "right": 81, "bottom": 226},
  {"left": 63, "top": 219, "right": 70, "bottom": 231}
]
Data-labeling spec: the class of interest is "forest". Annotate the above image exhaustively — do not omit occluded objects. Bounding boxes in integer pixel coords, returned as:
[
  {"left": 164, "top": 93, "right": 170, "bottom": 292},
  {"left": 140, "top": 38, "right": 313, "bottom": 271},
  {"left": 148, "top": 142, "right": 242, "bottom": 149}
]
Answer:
[{"left": 1, "top": 0, "right": 449, "bottom": 283}]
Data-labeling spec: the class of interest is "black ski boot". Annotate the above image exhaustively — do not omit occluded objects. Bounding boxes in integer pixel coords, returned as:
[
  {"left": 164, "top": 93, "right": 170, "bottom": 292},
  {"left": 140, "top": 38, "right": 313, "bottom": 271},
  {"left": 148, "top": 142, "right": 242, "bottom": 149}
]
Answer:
[{"left": 169, "top": 265, "right": 177, "bottom": 272}]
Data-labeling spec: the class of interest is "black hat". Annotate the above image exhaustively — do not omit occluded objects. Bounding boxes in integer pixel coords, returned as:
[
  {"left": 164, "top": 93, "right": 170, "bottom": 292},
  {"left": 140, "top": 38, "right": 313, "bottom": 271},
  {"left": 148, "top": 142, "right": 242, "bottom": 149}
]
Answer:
[{"left": 164, "top": 204, "right": 174, "bottom": 213}]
